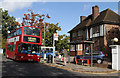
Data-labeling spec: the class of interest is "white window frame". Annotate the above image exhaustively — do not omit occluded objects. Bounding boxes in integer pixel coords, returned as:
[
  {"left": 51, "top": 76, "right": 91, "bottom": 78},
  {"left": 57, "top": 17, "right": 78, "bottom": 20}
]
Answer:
[
  {"left": 90, "top": 28, "right": 93, "bottom": 38},
  {"left": 100, "top": 24, "right": 105, "bottom": 36}
]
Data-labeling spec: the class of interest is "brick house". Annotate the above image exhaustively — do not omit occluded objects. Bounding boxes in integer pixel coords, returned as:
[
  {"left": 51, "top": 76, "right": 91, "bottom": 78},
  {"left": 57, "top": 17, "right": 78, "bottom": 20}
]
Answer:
[{"left": 68, "top": 5, "right": 120, "bottom": 60}]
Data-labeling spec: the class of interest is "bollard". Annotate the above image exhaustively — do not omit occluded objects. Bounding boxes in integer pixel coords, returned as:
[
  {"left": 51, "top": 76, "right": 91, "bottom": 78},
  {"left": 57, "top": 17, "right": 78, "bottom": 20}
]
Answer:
[{"left": 47, "top": 55, "right": 50, "bottom": 63}]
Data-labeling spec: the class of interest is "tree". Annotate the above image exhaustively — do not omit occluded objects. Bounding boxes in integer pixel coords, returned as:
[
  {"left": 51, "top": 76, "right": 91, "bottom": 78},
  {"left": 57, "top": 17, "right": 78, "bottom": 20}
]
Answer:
[
  {"left": 0, "top": 8, "right": 18, "bottom": 50},
  {"left": 45, "top": 23, "right": 70, "bottom": 52},
  {"left": 1, "top": 8, "right": 17, "bottom": 39},
  {"left": 20, "top": 9, "right": 50, "bottom": 46},
  {"left": 21, "top": 9, "right": 50, "bottom": 33},
  {"left": 45, "top": 23, "right": 61, "bottom": 46},
  {"left": 56, "top": 35, "right": 70, "bottom": 52}
]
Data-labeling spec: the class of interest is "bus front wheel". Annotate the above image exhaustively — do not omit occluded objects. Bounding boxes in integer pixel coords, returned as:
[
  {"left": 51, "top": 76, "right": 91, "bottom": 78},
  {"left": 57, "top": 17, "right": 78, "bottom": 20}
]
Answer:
[{"left": 6, "top": 53, "right": 8, "bottom": 58}]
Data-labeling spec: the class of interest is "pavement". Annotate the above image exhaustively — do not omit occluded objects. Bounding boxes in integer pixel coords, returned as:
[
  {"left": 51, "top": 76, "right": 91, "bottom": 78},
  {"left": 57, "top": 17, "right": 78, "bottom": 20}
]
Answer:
[{"left": 41, "top": 56, "right": 120, "bottom": 75}]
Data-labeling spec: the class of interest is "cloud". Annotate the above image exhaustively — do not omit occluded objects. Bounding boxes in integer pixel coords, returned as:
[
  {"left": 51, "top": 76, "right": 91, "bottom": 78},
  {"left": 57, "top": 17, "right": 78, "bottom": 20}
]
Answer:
[
  {"left": 0, "top": 0, "right": 119, "bottom": 12},
  {"left": 0, "top": 0, "right": 39, "bottom": 12},
  {"left": 16, "top": 17, "right": 22, "bottom": 23}
]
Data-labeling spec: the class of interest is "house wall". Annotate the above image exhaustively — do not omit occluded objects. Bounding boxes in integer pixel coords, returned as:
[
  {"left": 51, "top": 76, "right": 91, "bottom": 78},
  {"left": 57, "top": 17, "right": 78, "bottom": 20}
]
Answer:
[
  {"left": 70, "top": 24, "right": 120, "bottom": 57},
  {"left": 104, "top": 24, "right": 120, "bottom": 60},
  {"left": 91, "top": 24, "right": 120, "bottom": 61}
]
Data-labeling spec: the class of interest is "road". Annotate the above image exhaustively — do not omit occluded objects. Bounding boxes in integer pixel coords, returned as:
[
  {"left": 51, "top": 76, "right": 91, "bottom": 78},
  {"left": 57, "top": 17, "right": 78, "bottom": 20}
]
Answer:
[{"left": 1, "top": 55, "right": 119, "bottom": 78}]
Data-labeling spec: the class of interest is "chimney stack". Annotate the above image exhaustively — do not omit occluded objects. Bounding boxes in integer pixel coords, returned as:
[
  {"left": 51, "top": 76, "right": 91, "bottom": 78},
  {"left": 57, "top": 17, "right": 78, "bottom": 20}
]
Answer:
[
  {"left": 80, "top": 16, "right": 86, "bottom": 22},
  {"left": 92, "top": 5, "right": 99, "bottom": 20}
]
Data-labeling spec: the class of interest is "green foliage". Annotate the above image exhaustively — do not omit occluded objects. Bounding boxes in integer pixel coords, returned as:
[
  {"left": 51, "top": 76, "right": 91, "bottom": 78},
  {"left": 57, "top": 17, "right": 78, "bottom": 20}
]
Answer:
[
  {"left": 0, "top": 8, "right": 17, "bottom": 49},
  {"left": 2, "top": 38, "right": 6, "bottom": 49},
  {"left": 56, "top": 35, "right": 70, "bottom": 52},
  {"left": 45, "top": 23, "right": 61, "bottom": 46},
  {"left": 45, "top": 23, "right": 70, "bottom": 52},
  {"left": 1, "top": 8, "right": 17, "bottom": 39},
  {"left": 0, "top": 34, "right": 2, "bottom": 48}
]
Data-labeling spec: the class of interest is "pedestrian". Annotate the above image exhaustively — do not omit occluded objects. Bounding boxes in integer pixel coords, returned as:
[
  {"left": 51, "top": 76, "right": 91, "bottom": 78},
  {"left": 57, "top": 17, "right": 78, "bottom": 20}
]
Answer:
[
  {"left": 63, "top": 47, "right": 67, "bottom": 66},
  {"left": 59, "top": 54, "right": 61, "bottom": 61}
]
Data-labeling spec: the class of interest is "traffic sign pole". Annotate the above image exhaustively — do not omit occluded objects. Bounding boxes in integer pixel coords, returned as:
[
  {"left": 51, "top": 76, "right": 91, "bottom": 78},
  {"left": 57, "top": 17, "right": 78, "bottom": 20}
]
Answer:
[{"left": 52, "top": 33, "right": 58, "bottom": 63}]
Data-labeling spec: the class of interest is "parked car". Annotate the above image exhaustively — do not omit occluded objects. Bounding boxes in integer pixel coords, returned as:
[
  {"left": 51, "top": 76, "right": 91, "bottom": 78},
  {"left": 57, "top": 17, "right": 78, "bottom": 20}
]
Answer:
[{"left": 76, "top": 51, "right": 105, "bottom": 64}]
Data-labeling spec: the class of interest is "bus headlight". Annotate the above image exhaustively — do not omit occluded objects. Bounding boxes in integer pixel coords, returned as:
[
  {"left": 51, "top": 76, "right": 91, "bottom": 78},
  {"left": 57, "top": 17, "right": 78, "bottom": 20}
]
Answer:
[
  {"left": 37, "top": 55, "right": 40, "bottom": 57},
  {"left": 21, "top": 56, "right": 24, "bottom": 58}
]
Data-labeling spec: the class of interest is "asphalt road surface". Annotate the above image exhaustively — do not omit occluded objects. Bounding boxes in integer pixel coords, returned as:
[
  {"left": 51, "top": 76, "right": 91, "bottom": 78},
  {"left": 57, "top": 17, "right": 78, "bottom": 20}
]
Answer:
[{"left": 1, "top": 55, "right": 119, "bottom": 78}]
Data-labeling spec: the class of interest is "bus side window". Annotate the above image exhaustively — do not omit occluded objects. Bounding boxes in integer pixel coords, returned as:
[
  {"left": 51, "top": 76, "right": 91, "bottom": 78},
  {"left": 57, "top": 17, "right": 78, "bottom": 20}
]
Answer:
[
  {"left": 19, "top": 28, "right": 22, "bottom": 35},
  {"left": 7, "top": 45, "right": 10, "bottom": 51},
  {"left": 16, "top": 29, "right": 19, "bottom": 35},
  {"left": 14, "top": 31, "right": 16, "bottom": 36},
  {"left": 8, "top": 34, "right": 10, "bottom": 38},
  {"left": 9, "top": 45, "right": 11, "bottom": 51},
  {"left": 9, "top": 33, "right": 11, "bottom": 38},
  {"left": 18, "top": 44, "right": 21, "bottom": 53},
  {"left": 13, "top": 45, "right": 15, "bottom": 50},
  {"left": 12, "top": 45, "right": 14, "bottom": 51},
  {"left": 10, "top": 45, "right": 14, "bottom": 52},
  {"left": 11, "top": 32, "right": 13, "bottom": 38}
]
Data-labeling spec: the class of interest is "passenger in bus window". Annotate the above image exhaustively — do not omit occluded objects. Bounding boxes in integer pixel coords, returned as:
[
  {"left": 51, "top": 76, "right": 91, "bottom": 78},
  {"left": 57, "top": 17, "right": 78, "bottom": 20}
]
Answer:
[
  {"left": 21, "top": 47, "right": 27, "bottom": 53},
  {"left": 32, "top": 47, "right": 36, "bottom": 53}
]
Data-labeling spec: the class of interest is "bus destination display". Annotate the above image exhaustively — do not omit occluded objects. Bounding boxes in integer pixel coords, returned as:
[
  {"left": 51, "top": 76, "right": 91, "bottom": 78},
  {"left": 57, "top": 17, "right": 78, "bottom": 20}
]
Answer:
[{"left": 23, "top": 36, "right": 40, "bottom": 43}]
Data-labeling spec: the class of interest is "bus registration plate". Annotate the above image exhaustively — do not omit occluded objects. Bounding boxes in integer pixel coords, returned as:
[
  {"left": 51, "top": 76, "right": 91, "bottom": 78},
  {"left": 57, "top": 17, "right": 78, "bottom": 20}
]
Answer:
[{"left": 28, "top": 59, "right": 33, "bottom": 61}]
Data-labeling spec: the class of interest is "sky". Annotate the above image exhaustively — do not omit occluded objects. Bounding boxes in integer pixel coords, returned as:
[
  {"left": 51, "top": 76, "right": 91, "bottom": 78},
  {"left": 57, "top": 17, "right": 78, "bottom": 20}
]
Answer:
[{"left": 0, "top": 0, "right": 120, "bottom": 36}]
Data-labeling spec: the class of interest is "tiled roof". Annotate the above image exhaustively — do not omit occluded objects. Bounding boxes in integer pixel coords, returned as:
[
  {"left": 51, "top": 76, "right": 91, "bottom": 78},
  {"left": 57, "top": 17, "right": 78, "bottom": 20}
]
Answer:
[{"left": 68, "top": 8, "right": 120, "bottom": 33}]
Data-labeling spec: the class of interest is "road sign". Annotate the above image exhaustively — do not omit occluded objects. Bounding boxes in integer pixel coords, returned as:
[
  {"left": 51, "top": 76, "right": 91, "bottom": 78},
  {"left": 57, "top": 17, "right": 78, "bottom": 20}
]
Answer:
[{"left": 54, "top": 33, "right": 58, "bottom": 41}]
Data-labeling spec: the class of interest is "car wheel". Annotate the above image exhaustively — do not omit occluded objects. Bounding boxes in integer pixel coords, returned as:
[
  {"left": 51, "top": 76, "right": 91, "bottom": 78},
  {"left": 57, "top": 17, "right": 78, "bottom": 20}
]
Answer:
[{"left": 97, "top": 59, "right": 103, "bottom": 64}]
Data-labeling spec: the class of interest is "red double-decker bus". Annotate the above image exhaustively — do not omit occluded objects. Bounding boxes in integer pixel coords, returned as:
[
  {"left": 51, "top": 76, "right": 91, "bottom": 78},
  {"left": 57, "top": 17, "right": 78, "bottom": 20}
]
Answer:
[{"left": 5, "top": 26, "right": 42, "bottom": 62}]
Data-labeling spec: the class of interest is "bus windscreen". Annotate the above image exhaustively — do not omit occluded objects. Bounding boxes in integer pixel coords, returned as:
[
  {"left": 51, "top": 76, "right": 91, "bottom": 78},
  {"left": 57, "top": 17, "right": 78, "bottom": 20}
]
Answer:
[{"left": 18, "top": 43, "right": 41, "bottom": 54}]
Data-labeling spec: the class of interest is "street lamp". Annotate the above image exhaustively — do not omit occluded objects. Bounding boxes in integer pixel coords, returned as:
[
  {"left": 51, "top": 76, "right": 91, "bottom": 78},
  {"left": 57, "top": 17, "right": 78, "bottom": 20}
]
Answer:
[
  {"left": 111, "top": 38, "right": 118, "bottom": 45},
  {"left": 113, "top": 38, "right": 118, "bottom": 42}
]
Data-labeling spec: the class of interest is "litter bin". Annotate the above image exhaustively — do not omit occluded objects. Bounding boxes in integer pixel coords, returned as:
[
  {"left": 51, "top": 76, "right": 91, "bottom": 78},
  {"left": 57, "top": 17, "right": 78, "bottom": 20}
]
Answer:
[{"left": 48, "top": 54, "right": 53, "bottom": 63}]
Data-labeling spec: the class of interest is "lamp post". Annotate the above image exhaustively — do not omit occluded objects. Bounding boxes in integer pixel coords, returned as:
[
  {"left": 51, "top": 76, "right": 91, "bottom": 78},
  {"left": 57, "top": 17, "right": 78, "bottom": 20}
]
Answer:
[
  {"left": 44, "top": 17, "right": 45, "bottom": 47},
  {"left": 111, "top": 38, "right": 118, "bottom": 45}
]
